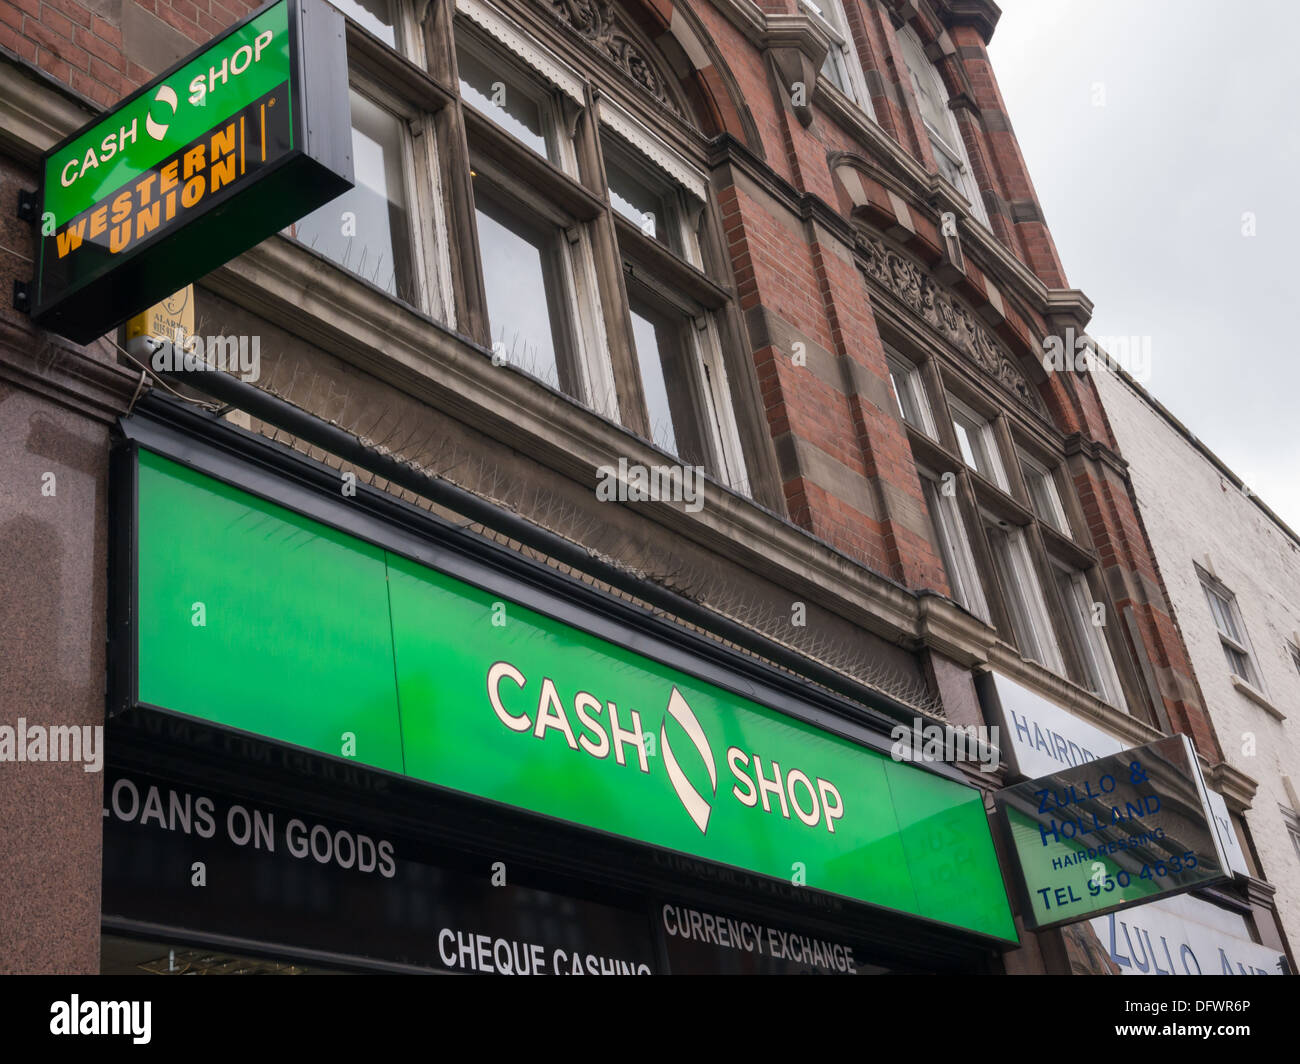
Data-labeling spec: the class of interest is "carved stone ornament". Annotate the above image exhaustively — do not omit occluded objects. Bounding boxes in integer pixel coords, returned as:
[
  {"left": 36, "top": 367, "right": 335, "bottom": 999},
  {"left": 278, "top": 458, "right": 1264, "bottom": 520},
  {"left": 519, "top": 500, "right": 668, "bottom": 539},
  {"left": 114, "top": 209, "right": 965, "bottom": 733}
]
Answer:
[
  {"left": 860, "top": 234, "right": 1046, "bottom": 416},
  {"left": 542, "top": 0, "right": 684, "bottom": 116}
]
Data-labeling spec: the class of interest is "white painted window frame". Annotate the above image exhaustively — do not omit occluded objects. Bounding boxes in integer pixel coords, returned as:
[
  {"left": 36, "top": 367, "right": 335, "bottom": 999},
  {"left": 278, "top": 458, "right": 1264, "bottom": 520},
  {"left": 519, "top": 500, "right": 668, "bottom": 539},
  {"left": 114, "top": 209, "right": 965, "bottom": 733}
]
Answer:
[
  {"left": 885, "top": 347, "right": 937, "bottom": 438},
  {"left": 799, "top": 0, "right": 877, "bottom": 121},
  {"left": 598, "top": 103, "right": 749, "bottom": 494},
  {"left": 949, "top": 397, "right": 1008, "bottom": 491},
  {"left": 986, "top": 517, "right": 1066, "bottom": 674},
  {"left": 1198, "top": 567, "right": 1264, "bottom": 690},
  {"left": 921, "top": 472, "right": 989, "bottom": 622},
  {"left": 1055, "top": 565, "right": 1125, "bottom": 708},
  {"left": 1020, "top": 451, "right": 1071, "bottom": 536}
]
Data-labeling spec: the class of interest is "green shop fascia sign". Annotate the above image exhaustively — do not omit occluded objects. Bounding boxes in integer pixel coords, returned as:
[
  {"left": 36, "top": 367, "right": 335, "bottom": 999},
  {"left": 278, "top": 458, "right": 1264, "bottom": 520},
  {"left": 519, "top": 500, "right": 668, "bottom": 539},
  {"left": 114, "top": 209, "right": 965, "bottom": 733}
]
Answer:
[
  {"left": 118, "top": 441, "right": 1017, "bottom": 943},
  {"left": 32, "top": 0, "right": 353, "bottom": 344}
]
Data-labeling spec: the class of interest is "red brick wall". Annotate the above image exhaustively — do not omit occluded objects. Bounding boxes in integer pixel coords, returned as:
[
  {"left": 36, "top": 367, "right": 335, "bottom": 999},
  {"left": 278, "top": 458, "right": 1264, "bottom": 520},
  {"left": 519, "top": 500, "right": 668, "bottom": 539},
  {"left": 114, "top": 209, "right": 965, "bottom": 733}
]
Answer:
[{"left": 2, "top": 0, "right": 1213, "bottom": 750}]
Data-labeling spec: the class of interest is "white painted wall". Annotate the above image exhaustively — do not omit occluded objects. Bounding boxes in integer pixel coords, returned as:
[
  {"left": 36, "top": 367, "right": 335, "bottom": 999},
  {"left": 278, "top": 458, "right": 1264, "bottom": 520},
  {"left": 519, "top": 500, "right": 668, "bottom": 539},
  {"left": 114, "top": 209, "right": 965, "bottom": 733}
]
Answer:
[{"left": 1094, "top": 362, "right": 1300, "bottom": 947}]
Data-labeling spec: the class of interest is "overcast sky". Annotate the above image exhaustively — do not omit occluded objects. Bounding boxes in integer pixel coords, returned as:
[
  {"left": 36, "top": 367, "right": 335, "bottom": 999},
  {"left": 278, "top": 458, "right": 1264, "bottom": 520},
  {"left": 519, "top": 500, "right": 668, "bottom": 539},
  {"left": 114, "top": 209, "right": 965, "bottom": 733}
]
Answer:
[{"left": 987, "top": 0, "right": 1300, "bottom": 530}]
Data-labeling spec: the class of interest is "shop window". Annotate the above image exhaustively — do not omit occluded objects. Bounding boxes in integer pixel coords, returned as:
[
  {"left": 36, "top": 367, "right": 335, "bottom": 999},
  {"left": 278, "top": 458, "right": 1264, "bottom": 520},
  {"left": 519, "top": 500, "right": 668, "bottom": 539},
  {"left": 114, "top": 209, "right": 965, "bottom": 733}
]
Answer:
[
  {"left": 985, "top": 518, "right": 1065, "bottom": 673},
  {"left": 799, "top": 0, "right": 877, "bottom": 119},
  {"left": 921, "top": 473, "right": 988, "bottom": 621},
  {"left": 887, "top": 350, "right": 937, "bottom": 438},
  {"left": 1021, "top": 452, "right": 1071, "bottom": 536},
  {"left": 1198, "top": 566, "right": 1262, "bottom": 688},
  {"left": 1055, "top": 566, "right": 1124, "bottom": 707},
  {"left": 949, "top": 398, "right": 1007, "bottom": 489},
  {"left": 896, "top": 24, "right": 988, "bottom": 226}
]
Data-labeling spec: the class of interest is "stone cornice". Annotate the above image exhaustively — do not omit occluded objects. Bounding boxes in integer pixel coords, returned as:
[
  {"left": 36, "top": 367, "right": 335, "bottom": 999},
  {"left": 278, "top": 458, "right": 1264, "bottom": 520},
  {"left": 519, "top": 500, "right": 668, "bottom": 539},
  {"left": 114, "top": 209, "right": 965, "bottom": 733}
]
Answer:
[
  {"left": 0, "top": 52, "right": 94, "bottom": 164},
  {"left": 1063, "top": 431, "right": 1130, "bottom": 480},
  {"left": 1205, "top": 760, "right": 1260, "bottom": 813},
  {"left": 0, "top": 318, "right": 142, "bottom": 424},
  {"left": 934, "top": 0, "right": 1002, "bottom": 44}
]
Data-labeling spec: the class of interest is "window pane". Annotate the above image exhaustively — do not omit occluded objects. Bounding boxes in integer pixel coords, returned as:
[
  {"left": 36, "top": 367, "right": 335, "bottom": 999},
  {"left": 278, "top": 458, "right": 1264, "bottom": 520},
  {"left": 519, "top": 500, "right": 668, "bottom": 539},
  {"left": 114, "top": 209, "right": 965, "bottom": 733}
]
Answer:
[
  {"left": 1205, "top": 586, "right": 1241, "bottom": 642},
  {"left": 1023, "top": 462, "right": 1068, "bottom": 533},
  {"left": 1057, "top": 570, "right": 1118, "bottom": 704},
  {"left": 475, "top": 197, "right": 565, "bottom": 389},
  {"left": 628, "top": 305, "right": 678, "bottom": 456},
  {"left": 988, "top": 525, "right": 1059, "bottom": 670},
  {"left": 330, "top": 0, "right": 396, "bottom": 47},
  {"left": 293, "top": 90, "right": 414, "bottom": 301},
  {"left": 458, "top": 45, "right": 550, "bottom": 160},
  {"left": 1224, "top": 643, "right": 1253, "bottom": 682},
  {"left": 953, "top": 417, "right": 978, "bottom": 468},
  {"left": 923, "top": 479, "right": 987, "bottom": 621},
  {"left": 606, "top": 156, "right": 668, "bottom": 247},
  {"left": 627, "top": 295, "right": 709, "bottom": 466}
]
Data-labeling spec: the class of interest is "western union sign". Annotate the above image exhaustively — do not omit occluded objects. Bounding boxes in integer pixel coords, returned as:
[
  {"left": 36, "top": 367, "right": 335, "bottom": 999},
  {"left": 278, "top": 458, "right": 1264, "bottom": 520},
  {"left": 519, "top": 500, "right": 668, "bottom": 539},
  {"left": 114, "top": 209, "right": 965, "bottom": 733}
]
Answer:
[{"left": 32, "top": 0, "right": 353, "bottom": 344}]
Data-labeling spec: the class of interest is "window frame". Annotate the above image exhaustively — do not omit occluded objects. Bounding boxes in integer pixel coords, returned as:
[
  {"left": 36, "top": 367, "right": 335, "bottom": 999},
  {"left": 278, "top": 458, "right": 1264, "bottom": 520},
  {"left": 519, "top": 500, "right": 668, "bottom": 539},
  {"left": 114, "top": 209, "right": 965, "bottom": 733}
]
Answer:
[
  {"left": 886, "top": 347, "right": 938, "bottom": 439},
  {"left": 1197, "top": 565, "right": 1263, "bottom": 689},
  {"left": 1053, "top": 563, "right": 1125, "bottom": 708},
  {"left": 920, "top": 470, "right": 989, "bottom": 621},
  {"left": 896, "top": 23, "right": 988, "bottom": 227},
  {"left": 948, "top": 396, "right": 1009, "bottom": 491},
  {"left": 597, "top": 110, "right": 750, "bottom": 494},
  {"left": 287, "top": 70, "right": 453, "bottom": 323},
  {"left": 330, "top": 0, "right": 424, "bottom": 64},
  {"left": 983, "top": 515, "right": 1066, "bottom": 674},
  {"left": 799, "top": 0, "right": 878, "bottom": 120},
  {"left": 454, "top": 29, "right": 580, "bottom": 177},
  {"left": 447, "top": 8, "right": 761, "bottom": 498},
  {"left": 1020, "top": 451, "right": 1071, "bottom": 537}
]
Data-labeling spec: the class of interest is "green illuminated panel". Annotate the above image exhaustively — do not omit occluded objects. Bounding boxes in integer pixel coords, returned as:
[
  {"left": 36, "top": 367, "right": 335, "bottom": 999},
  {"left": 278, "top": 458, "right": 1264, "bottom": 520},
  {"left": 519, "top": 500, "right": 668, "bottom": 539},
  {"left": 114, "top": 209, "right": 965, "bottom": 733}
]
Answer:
[
  {"left": 133, "top": 447, "right": 1017, "bottom": 941},
  {"left": 136, "top": 449, "right": 404, "bottom": 772}
]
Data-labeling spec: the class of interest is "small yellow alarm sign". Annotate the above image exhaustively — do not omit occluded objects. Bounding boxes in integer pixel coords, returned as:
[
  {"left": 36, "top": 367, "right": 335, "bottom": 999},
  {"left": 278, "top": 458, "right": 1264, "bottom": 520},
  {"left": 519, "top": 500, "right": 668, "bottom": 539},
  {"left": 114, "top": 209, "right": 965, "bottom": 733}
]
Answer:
[{"left": 124, "top": 285, "right": 194, "bottom": 353}]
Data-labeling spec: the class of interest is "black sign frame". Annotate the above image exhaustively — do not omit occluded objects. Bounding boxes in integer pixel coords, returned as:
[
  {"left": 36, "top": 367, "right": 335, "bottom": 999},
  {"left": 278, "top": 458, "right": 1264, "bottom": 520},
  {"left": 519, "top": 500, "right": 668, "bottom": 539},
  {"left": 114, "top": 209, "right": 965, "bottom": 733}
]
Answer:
[{"left": 30, "top": 0, "right": 353, "bottom": 344}]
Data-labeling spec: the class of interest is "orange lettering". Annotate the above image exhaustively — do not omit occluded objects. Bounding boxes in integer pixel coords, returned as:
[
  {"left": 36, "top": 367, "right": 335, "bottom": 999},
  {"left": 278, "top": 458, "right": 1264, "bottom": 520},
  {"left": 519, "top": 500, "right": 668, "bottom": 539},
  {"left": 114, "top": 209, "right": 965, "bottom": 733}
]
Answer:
[
  {"left": 210, "top": 123, "right": 235, "bottom": 161},
  {"left": 183, "top": 145, "right": 206, "bottom": 180},
  {"left": 88, "top": 205, "right": 108, "bottom": 240},
  {"left": 135, "top": 201, "right": 160, "bottom": 240},
  {"left": 110, "top": 191, "right": 133, "bottom": 225},
  {"left": 181, "top": 175, "right": 205, "bottom": 208},
  {"left": 209, "top": 154, "right": 236, "bottom": 194},
  {"left": 55, "top": 219, "right": 86, "bottom": 258},
  {"left": 109, "top": 220, "right": 131, "bottom": 254},
  {"left": 136, "top": 171, "right": 158, "bottom": 205},
  {"left": 159, "top": 160, "right": 179, "bottom": 195}
]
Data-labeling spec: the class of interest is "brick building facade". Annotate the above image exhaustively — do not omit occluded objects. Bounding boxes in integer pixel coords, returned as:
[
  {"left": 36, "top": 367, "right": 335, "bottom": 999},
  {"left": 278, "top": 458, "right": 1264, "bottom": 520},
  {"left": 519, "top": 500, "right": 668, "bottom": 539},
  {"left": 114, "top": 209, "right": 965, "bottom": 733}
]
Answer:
[{"left": 0, "top": 0, "right": 1289, "bottom": 973}]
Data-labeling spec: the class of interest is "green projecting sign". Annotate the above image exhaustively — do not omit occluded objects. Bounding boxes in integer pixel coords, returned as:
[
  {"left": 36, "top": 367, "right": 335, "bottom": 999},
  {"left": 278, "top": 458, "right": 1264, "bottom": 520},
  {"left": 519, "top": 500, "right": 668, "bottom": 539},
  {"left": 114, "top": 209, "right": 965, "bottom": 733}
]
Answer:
[
  {"left": 125, "top": 447, "right": 1017, "bottom": 942},
  {"left": 32, "top": 0, "right": 353, "bottom": 343},
  {"left": 995, "top": 734, "right": 1229, "bottom": 930}
]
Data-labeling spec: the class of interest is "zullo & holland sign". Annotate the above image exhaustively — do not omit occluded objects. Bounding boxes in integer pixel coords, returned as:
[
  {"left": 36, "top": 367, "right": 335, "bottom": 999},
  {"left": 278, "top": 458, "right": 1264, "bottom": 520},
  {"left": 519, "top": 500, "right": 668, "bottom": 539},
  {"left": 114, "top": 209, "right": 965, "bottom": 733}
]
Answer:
[{"left": 995, "top": 734, "right": 1229, "bottom": 930}]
